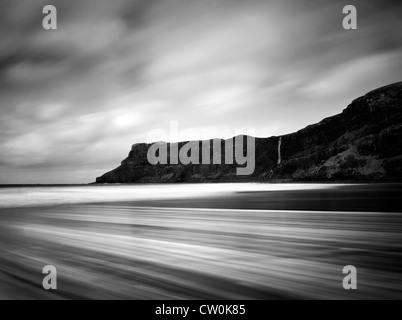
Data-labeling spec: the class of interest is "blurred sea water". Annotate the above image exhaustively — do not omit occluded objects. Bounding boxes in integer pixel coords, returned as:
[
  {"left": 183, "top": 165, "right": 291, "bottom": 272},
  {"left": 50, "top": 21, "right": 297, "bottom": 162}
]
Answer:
[
  {"left": 0, "top": 183, "right": 343, "bottom": 208},
  {"left": 0, "top": 183, "right": 401, "bottom": 300}
]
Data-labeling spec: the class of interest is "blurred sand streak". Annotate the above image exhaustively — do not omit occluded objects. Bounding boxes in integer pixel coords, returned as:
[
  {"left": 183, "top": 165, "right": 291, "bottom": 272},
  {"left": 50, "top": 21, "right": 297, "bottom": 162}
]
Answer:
[{"left": 1, "top": 199, "right": 401, "bottom": 299}]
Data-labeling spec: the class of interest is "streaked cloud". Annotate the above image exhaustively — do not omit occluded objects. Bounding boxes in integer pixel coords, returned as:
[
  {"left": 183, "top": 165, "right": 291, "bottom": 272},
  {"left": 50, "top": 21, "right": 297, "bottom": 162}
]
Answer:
[{"left": 0, "top": 0, "right": 401, "bottom": 183}]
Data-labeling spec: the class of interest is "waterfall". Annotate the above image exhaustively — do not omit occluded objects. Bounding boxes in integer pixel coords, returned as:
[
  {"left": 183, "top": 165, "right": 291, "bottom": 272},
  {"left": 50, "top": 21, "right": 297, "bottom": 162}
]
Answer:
[{"left": 277, "top": 137, "right": 282, "bottom": 165}]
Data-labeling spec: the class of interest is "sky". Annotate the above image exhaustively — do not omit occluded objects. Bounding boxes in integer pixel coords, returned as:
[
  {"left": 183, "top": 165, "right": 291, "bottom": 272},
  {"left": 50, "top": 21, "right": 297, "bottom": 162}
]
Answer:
[{"left": 0, "top": 0, "right": 401, "bottom": 184}]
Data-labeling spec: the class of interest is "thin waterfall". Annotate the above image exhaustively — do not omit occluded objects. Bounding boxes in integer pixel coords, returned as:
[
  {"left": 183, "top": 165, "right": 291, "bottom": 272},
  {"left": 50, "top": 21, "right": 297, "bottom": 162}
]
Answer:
[{"left": 277, "top": 137, "right": 282, "bottom": 165}]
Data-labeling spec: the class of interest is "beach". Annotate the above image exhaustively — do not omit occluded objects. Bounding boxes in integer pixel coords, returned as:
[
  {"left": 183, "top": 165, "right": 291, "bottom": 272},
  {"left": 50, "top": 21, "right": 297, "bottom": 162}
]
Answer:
[{"left": 0, "top": 183, "right": 401, "bottom": 299}]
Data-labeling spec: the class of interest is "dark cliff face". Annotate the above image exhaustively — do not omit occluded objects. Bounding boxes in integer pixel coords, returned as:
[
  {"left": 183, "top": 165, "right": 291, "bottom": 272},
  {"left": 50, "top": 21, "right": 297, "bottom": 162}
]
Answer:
[{"left": 96, "top": 82, "right": 402, "bottom": 183}]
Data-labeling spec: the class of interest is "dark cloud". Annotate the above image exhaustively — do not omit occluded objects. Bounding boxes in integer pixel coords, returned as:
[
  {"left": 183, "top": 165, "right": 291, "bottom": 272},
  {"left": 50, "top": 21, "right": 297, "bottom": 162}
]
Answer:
[
  {"left": 121, "top": 0, "right": 160, "bottom": 29},
  {"left": 0, "top": 53, "right": 19, "bottom": 76}
]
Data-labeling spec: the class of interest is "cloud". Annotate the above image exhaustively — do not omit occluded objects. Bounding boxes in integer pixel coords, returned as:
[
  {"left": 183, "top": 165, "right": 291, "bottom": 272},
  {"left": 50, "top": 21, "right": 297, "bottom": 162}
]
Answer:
[
  {"left": 0, "top": 0, "right": 401, "bottom": 183},
  {"left": 300, "top": 51, "right": 402, "bottom": 98}
]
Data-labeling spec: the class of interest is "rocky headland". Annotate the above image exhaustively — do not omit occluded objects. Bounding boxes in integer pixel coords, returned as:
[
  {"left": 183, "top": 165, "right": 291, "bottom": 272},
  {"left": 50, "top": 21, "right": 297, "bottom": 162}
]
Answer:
[{"left": 96, "top": 82, "right": 402, "bottom": 183}]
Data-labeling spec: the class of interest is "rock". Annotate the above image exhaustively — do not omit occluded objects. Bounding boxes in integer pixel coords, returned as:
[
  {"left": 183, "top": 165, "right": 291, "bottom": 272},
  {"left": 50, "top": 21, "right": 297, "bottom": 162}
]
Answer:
[
  {"left": 161, "top": 173, "right": 174, "bottom": 181},
  {"left": 188, "top": 174, "right": 206, "bottom": 183},
  {"left": 95, "top": 82, "right": 402, "bottom": 183}
]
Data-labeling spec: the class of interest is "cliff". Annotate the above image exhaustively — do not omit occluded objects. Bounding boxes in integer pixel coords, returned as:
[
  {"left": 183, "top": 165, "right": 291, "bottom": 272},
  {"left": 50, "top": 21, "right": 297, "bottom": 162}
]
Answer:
[{"left": 96, "top": 82, "right": 402, "bottom": 183}]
